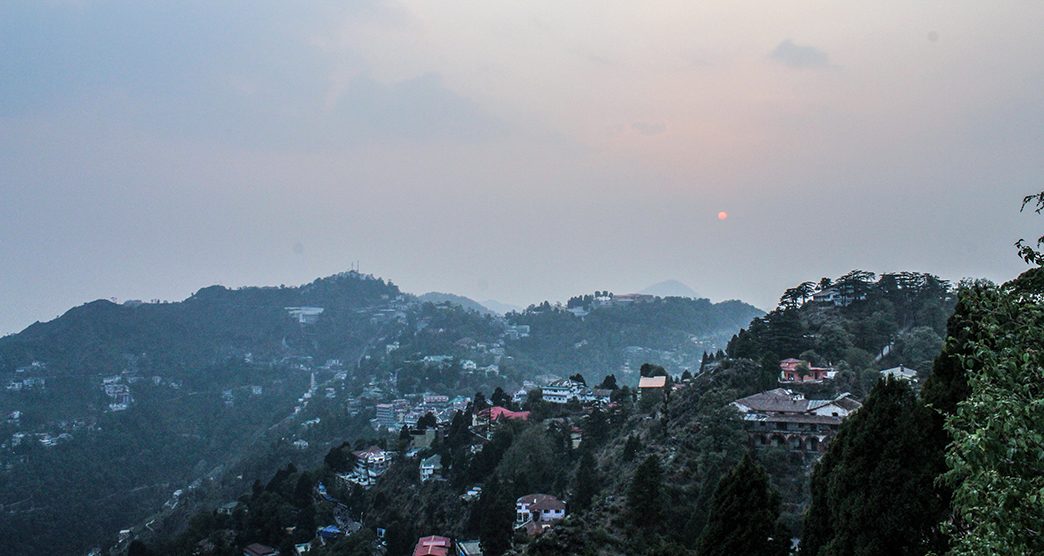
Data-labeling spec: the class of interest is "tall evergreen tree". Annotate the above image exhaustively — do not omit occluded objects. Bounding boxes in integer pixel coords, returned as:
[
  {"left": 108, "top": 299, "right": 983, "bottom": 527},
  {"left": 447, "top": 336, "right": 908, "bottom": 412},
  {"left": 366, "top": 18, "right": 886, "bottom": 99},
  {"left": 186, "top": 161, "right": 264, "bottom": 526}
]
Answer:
[
  {"left": 697, "top": 453, "right": 789, "bottom": 556},
  {"left": 801, "top": 378, "right": 948, "bottom": 555},
  {"left": 627, "top": 455, "right": 664, "bottom": 531},
  {"left": 622, "top": 434, "right": 641, "bottom": 462},
  {"left": 479, "top": 474, "right": 515, "bottom": 556},
  {"left": 572, "top": 447, "right": 599, "bottom": 512}
]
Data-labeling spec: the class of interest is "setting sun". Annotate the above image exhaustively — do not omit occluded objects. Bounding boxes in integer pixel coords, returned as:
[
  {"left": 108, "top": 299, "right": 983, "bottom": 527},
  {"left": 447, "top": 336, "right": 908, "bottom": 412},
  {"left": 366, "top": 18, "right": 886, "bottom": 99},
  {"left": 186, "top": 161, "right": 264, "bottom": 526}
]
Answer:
[{"left": 718, "top": 211, "right": 729, "bottom": 221}]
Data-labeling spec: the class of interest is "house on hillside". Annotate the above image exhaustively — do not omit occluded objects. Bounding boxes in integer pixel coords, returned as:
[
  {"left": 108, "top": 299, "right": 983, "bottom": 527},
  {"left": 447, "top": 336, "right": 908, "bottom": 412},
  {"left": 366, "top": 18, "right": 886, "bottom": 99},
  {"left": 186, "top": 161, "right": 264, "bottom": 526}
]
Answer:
[
  {"left": 345, "top": 446, "right": 390, "bottom": 487},
  {"left": 243, "top": 543, "right": 279, "bottom": 556},
  {"left": 285, "top": 306, "right": 324, "bottom": 325},
  {"left": 413, "top": 535, "right": 451, "bottom": 556},
  {"left": 778, "top": 358, "right": 835, "bottom": 383},
  {"left": 812, "top": 287, "right": 867, "bottom": 307},
  {"left": 542, "top": 379, "right": 585, "bottom": 404},
  {"left": 515, "top": 494, "right": 566, "bottom": 536},
  {"left": 637, "top": 375, "right": 667, "bottom": 400},
  {"left": 880, "top": 364, "right": 918, "bottom": 382},
  {"left": 420, "top": 454, "right": 443, "bottom": 482},
  {"left": 456, "top": 540, "right": 483, "bottom": 556},
  {"left": 611, "top": 293, "right": 655, "bottom": 306},
  {"left": 733, "top": 388, "right": 862, "bottom": 453}
]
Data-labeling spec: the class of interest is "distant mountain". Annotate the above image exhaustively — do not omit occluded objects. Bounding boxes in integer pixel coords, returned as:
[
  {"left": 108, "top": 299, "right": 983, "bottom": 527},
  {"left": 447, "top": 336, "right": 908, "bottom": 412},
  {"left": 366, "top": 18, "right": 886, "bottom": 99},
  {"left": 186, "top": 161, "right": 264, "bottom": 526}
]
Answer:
[
  {"left": 640, "top": 279, "right": 699, "bottom": 298},
  {"left": 480, "top": 299, "right": 523, "bottom": 315},
  {"left": 417, "top": 292, "right": 496, "bottom": 316}
]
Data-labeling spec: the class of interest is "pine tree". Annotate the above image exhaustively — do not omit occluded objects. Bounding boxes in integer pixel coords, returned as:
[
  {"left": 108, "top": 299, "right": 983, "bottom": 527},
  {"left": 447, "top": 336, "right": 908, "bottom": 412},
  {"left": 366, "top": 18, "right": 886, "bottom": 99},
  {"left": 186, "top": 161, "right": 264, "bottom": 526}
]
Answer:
[
  {"left": 627, "top": 455, "right": 664, "bottom": 531},
  {"left": 572, "top": 447, "right": 599, "bottom": 512},
  {"left": 801, "top": 378, "right": 948, "bottom": 555},
  {"left": 622, "top": 434, "right": 641, "bottom": 462},
  {"left": 584, "top": 407, "right": 609, "bottom": 445},
  {"left": 696, "top": 453, "right": 789, "bottom": 556},
  {"left": 479, "top": 474, "right": 515, "bottom": 556}
]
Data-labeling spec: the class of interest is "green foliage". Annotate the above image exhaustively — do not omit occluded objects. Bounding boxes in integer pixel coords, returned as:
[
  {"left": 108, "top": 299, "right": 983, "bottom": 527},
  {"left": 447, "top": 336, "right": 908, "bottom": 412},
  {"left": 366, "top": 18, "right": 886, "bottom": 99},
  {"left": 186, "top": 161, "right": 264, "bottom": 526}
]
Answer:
[
  {"left": 697, "top": 453, "right": 789, "bottom": 556},
  {"left": 728, "top": 271, "right": 953, "bottom": 368},
  {"left": 572, "top": 448, "right": 600, "bottom": 513},
  {"left": 801, "top": 378, "right": 948, "bottom": 555},
  {"left": 627, "top": 455, "right": 664, "bottom": 532},
  {"left": 942, "top": 273, "right": 1044, "bottom": 555},
  {"left": 507, "top": 297, "right": 763, "bottom": 376},
  {"left": 622, "top": 434, "right": 641, "bottom": 462},
  {"left": 478, "top": 474, "right": 515, "bottom": 556}
]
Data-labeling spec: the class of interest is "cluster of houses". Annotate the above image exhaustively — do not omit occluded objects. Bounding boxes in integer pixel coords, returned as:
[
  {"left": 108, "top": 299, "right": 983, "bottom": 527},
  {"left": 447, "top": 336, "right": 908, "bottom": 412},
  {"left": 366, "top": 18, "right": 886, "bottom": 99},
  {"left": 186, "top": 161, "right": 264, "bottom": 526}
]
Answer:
[
  {"left": 779, "top": 357, "right": 921, "bottom": 386},
  {"left": 408, "top": 535, "right": 483, "bottom": 556},
  {"left": 741, "top": 357, "right": 921, "bottom": 453},
  {"left": 5, "top": 361, "right": 47, "bottom": 392},
  {"left": 372, "top": 394, "right": 471, "bottom": 431},
  {"left": 540, "top": 378, "right": 613, "bottom": 405},
  {"left": 398, "top": 492, "right": 567, "bottom": 556},
  {"left": 102, "top": 376, "right": 134, "bottom": 411},
  {"left": 5, "top": 376, "right": 45, "bottom": 392}
]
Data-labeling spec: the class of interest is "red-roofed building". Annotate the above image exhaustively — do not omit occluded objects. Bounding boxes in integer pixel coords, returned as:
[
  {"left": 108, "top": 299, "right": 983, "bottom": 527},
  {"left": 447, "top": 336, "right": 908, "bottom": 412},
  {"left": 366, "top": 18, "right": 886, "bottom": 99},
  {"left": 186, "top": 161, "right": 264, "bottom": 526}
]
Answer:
[
  {"left": 516, "top": 493, "right": 566, "bottom": 535},
  {"left": 778, "top": 358, "right": 834, "bottom": 383},
  {"left": 480, "top": 406, "right": 530, "bottom": 422},
  {"left": 412, "top": 535, "right": 451, "bottom": 556},
  {"left": 638, "top": 375, "right": 668, "bottom": 400}
]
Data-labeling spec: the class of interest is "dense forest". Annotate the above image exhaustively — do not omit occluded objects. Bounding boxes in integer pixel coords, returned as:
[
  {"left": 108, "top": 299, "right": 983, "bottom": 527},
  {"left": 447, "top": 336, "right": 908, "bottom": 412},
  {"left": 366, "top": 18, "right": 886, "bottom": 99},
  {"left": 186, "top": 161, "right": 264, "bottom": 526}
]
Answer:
[{"left": 506, "top": 296, "right": 763, "bottom": 377}]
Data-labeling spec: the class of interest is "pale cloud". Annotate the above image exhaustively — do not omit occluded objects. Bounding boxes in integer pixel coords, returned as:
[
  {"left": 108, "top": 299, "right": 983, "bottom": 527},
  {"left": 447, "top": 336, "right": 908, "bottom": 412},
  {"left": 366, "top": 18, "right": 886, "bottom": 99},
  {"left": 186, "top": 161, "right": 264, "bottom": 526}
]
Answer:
[{"left": 769, "top": 39, "right": 831, "bottom": 68}]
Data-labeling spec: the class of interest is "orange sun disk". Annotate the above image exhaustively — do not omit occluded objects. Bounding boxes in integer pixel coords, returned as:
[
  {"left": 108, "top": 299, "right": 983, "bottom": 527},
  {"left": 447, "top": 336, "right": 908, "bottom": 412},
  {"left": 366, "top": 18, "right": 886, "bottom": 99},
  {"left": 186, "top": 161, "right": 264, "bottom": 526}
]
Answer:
[{"left": 717, "top": 211, "right": 728, "bottom": 221}]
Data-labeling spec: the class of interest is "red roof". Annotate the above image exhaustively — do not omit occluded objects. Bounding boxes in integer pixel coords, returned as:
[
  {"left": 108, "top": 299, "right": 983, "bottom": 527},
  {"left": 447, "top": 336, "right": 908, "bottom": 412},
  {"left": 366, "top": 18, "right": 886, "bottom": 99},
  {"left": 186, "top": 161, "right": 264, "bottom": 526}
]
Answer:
[
  {"left": 638, "top": 376, "right": 667, "bottom": 389},
  {"left": 413, "top": 535, "right": 451, "bottom": 556},
  {"left": 517, "top": 493, "right": 566, "bottom": 512},
  {"left": 480, "top": 406, "right": 530, "bottom": 421}
]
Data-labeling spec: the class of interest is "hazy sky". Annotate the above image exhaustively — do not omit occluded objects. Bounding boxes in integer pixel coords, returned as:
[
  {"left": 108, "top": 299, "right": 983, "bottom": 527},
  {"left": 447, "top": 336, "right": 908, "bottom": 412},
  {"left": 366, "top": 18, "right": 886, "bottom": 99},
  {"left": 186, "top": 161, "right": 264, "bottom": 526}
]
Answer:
[{"left": 2, "top": 1, "right": 1043, "bottom": 334}]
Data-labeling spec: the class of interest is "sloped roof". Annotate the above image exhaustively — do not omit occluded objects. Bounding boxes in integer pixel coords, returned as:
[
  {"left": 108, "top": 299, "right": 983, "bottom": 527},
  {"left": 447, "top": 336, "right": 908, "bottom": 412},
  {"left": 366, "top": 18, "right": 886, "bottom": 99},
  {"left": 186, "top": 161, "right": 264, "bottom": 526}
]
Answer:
[
  {"left": 736, "top": 389, "right": 862, "bottom": 415},
  {"left": 244, "top": 543, "right": 278, "bottom": 556},
  {"left": 353, "top": 446, "right": 386, "bottom": 459},
  {"left": 412, "top": 535, "right": 451, "bottom": 556},
  {"left": 518, "top": 493, "right": 566, "bottom": 512},
  {"left": 479, "top": 406, "right": 530, "bottom": 421},
  {"left": 638, "top": 376, "right": 667, "bottom": 388},
  {"left": 734, "top": 389, "right": 808, "bottom": 413}
]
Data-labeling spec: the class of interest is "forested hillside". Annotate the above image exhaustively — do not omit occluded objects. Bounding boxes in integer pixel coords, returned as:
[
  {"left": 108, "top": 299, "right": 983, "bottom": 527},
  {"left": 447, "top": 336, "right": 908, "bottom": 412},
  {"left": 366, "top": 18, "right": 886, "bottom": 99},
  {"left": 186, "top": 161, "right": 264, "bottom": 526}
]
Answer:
[
  {"left": 506, "top": 296, "right": 763, "bottom": 378},
  {"left": 130, "top": 267, "right": 993, "bottom": 556},
  {"left": 0, "top": 273, "right": 761, "bottom": 555}
]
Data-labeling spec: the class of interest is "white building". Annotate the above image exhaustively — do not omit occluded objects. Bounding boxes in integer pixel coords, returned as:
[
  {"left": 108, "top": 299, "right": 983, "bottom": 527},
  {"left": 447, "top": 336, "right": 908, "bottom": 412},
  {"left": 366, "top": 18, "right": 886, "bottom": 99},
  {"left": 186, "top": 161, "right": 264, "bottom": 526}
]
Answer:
[
  {"left": 541, "top": 379, "right": 584, "bottom": 404},
  {"left": 285, "top": 306, "right": 324, "bottom": 324},
  {"left": 420, "top": 454, "right": 443, "bottom": 482},
  {"left": 880, "top": 365, "right": 918, "bottom": 382},
  {"left": 515, "top": 493, "right": 566, "bottom": 531}
]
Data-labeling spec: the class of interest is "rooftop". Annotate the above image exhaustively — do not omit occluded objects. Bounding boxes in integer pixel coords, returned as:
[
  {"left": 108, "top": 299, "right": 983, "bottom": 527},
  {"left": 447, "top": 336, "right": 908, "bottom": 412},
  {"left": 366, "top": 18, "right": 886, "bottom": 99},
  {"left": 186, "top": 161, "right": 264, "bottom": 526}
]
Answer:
[{"left": 638, "top": 376, "right": 667, "bottom": 388}]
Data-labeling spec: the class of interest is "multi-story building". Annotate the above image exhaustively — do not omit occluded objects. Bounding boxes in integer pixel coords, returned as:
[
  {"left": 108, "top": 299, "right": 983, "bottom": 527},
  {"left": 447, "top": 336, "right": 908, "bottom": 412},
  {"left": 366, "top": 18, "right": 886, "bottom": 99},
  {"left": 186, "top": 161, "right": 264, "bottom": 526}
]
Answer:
[{"left": 733, "top": 388, "right": 862, "bottom": 453}]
